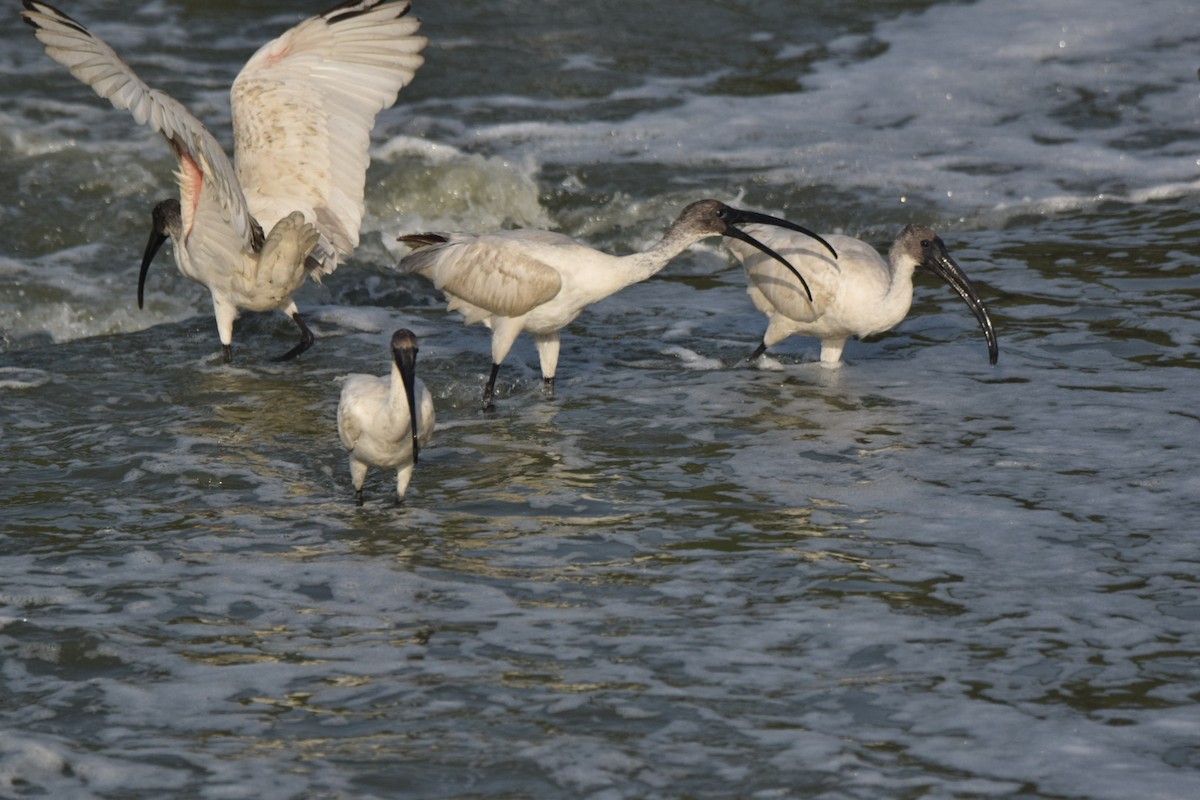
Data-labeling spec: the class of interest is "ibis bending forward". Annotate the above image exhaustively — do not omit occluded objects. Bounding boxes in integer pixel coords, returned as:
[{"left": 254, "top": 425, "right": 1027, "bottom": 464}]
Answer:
[
  {"left": 729, "top": 223, "right": 998, "bottom": 366},
  {"left": 398, "top": 199, "right": 836, "bottom": 409},
  {"left": 338, "top": 329, "right": 435, "bottom": 505},
  {"left": 22, "top": 1, "right": 426, "bottom": 362}
]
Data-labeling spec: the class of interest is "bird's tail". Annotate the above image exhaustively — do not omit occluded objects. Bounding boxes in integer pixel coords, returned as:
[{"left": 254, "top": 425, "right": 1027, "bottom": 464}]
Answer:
[
  {"left": 397, "top": 233, "right": 447, "bottom": 250},
  {"left": 305, "top": 238, "right": 338, "bottom": 279}
]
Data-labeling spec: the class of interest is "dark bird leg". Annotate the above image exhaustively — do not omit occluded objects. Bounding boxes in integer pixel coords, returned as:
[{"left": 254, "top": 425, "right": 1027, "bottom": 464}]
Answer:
[
  {"left": 273, "top": 311, "right": 315, "bottom": 361},
  {"left": 483, "top": 363, "right": 501, "bottom": 411},
  {"left": 745, "top": 341, "right": 768, "bottom": 362}
]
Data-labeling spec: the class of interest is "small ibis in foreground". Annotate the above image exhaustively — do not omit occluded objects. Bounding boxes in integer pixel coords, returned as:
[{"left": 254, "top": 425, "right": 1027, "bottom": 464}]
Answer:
[
  {"left": 22, "top": 1, "right": 426, "bottom": 362},
  {"left": 728, "top": 223, "right": 998, "bottom": 366},
  {"left": 397, "top": 199, "right": 836, "bottom": 408},
  {"left": 337, "top": 329, "right": 435, "bottom": 505}
]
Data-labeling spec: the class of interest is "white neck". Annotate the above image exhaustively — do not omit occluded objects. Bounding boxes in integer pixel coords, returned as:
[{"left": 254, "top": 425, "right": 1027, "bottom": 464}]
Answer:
[
  {"left": 600, "top": 226, "right": 711, "bottom": 297},
  {"left": 877, "top": 249, "right": 919, "bottom": 329}
]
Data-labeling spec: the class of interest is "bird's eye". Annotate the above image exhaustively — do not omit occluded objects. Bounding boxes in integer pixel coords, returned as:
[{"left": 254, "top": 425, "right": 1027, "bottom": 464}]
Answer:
[{"left": 920, "top": 239, "right": 932, "bottom": 248}]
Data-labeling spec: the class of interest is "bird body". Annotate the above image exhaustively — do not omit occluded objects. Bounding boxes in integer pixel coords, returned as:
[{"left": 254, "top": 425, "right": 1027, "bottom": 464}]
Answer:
[
  {"left": 399, "top": 199, "right": 835, "bottom": 407},
  {"left": 730, "top": 223, "right": 998, "bottom": 365},
  {"left": 23, "top": 0, "right": 426, "bottom": 361},
  {"left": 338, "top": 330, "right": 435, "bottom": 504}
]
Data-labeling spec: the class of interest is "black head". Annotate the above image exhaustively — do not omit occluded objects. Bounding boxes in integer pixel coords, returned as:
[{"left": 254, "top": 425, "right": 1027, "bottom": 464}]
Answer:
[
  {"left": 138, "top": 199, "right": 181, "bottom": 310},
  {"left": 896, "top": 224, "right": 999, "bottom": 366},
  {"left": 681, "top": 200, "right": 839, "bottom": 303}
]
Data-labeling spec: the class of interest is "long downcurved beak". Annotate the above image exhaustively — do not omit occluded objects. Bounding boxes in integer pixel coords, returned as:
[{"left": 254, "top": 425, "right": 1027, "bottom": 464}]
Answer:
[
  {"left": 139, "top": 199, "right": 180, "bottom": 310},
  {"left": 720, "top": 208, "right": 838, "bottom": 304},
  {"left": 392, "top": 332, "right": 421, "bottom": 465},
  {"left": 138, "top": 226, "right": 167, "bottom": 310},
  {"left": 925, "top": 246, "right": 999, "bottom": 365}
]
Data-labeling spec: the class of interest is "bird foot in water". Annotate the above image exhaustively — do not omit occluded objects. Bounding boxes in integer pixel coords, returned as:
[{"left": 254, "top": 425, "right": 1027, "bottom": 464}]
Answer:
[
  {"left": 272, "top": 312, "right": 315, "bottom": 361},
  {"left": 482, "top": 363, "right": 501, "bottom": 411}
]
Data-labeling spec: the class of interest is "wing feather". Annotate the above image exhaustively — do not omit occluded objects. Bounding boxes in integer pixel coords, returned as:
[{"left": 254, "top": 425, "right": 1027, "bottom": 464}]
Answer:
[
  {"left": 399, "top": 233, "right": 564, "bottom": 318},
  {"left": 338, "top": 374, "right": 385, "bottom": 451},
  {"left": 232, "top": 0, "right": 427, "bottom": 272},
  {"left": 21, "top": 1, "right": 259, "bottom": 253},
  {"left": 730, "top": 226, "right": 871, "bottom": 324}
]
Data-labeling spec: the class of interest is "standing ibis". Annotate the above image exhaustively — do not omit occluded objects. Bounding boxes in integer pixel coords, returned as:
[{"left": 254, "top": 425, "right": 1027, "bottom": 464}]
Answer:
[
  {"left": 337, "top": 329, "right": 435, "bottom": 505},
  {"left": 398, "top": 199, "right": 835, "bottom": 408},
  {"left": 729, "top": 223, "right": 998, "bottom": 365}
]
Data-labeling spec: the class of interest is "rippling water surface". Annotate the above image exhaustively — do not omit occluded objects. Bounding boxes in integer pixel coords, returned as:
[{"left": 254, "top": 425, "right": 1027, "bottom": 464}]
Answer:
[{"left": 3, "top": 0, "right": 1200, "bottom": 797}]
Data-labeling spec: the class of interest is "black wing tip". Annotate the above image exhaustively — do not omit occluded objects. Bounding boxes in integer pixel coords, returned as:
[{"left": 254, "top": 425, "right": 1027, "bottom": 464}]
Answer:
[
  {"left": 398, "top": 233, "right": 447, "bottom": 249},
  {"left": 21, "top": 0, "right": 89, "bottom": 35},
  {"left": 321, "top": 0, "right": 413, "bottom": 24}
]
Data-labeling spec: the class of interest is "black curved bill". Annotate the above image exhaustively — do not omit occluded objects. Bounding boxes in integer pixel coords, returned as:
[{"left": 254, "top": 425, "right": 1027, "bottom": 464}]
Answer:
[
  {"left": 391, "top": 330, "right": 421, "bottom": 465},
  {"left": 925, "top": 246, "right": 999, "bottom": 365},
  {"left": 139, "top": 200, "right": 181, "bottom": 310},
  {"left": 138, "top": 227, "right": 167, "bottom": 310},
  {"left": 720, "top": 208, "right": 839, "bottom": 304}
]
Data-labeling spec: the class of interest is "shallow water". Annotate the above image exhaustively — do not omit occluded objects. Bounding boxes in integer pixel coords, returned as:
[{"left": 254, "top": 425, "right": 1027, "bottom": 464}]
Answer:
[{"left": 3, "top": 0, "right": 1200, "bottom": 798}]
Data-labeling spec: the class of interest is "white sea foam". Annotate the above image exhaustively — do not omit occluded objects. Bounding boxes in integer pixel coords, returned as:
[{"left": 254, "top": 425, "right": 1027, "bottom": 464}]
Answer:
[
  {"left": 425, "top": 0, "right": 1198, "bottom": 218},
  {"left": 659, "top": 345, "right": 723, "bottom": 370}
]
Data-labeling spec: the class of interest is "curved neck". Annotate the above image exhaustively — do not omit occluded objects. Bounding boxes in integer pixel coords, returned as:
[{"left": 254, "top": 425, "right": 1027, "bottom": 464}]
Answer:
[
  {"left": 605, "top": 226, "right": 708, "bottom": 294},
  {"left": 886, "top": 244, "right": 920, "bottom": 293},
  {"left": 879, "top": 248, "right": 918, "bottom": 324}
]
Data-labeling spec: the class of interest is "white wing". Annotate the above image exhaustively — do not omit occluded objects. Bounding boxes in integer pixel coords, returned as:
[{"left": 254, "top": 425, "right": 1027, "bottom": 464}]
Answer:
[
  {"left": 21, "top": 1, "right": 259, "bottom": 254},
  {"left": 338, "top": 373, "right": 385, "bottom": 451},
  {"left": 732, "top": 227, "right": 877, "bottom": 324},
  {"left": 399, "top": 232, "right": 566, "bottom": 319},
  {"left": 232, "top": 0, "right": 427, "bottom": 273}
]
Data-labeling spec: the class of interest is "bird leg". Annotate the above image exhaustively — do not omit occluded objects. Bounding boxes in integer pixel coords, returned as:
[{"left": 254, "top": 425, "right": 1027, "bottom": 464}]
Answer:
[
  {"left": 222, "top": 344, "right": 234, "bottom": 363},
  {"left": 533, "top": 333, "right": 560, "bottom": 399},
  {"left": 272, "top": 311, "right": 315, "bottom": 361},
  {"left": 746, "top": 342, "right": 768, "bottom": 362},
  {"left": 355, "top": 488, "right": 365, "bottom": 507},
  {"left": 483, "top": 363, "right": 501, "bottom": 411}
]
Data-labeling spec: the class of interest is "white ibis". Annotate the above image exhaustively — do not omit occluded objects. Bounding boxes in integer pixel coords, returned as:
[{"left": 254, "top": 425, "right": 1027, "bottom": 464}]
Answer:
[
  {"left": 337, "top": 329, "right": 435, "bottom": 505},
  {"left": 22, "top": 1, "right": 426, "bottom": 362},
  {"left": 728, "top": 223, "right": 998, "bottom": 366},
  {"left": 398, "top": 199, "right": 835, "bottom": 408}
]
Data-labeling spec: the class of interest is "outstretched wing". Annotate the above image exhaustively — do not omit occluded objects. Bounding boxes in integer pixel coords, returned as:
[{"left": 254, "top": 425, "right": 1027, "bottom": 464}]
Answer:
[
  {"left": 232, "top": 0, "right": 427, "bottom": 274},
  {"left": 21, "top": 0, "right": 259, "bottom": 254}
]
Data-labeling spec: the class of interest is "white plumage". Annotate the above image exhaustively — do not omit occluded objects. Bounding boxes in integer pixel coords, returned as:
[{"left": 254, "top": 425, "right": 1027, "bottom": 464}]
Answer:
[
  {"left": 22, "top": 0, "right": 426, "bottom": 361},
  {"left": 729, "top": 223, "right": 998, "bottom": 366},
  {"left": 337, "top": 329, "right": 435, "bottom": 504},
  {"left": 398, "top": 199, "right": 835, "bottom": 408}
]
